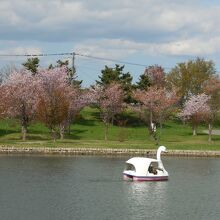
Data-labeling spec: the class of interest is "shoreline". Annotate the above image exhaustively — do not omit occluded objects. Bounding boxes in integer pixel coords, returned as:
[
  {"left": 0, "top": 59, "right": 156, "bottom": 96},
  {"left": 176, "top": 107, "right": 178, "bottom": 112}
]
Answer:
[{"left": 0, "top": 146, "right": 220, "bottom": 157}]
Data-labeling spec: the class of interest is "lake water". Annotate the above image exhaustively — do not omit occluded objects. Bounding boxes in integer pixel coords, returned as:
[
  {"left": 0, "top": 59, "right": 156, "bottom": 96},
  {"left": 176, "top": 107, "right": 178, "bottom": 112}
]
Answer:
[{"left": 0, "top": 155, "right": 220, "bottom": 220}]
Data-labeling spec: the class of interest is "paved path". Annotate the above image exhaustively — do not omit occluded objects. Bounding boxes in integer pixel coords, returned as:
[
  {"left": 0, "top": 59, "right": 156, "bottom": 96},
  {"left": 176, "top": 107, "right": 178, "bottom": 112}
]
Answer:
[{"left": 203, "top": 130, "right": 220, "bottom": 135}]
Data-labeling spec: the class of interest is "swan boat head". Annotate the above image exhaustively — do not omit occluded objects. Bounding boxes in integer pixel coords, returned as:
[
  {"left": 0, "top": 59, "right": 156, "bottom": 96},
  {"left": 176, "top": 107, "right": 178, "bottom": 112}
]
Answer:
[{"left": 157, "top": 146, "right": 167, "bottom": 161}]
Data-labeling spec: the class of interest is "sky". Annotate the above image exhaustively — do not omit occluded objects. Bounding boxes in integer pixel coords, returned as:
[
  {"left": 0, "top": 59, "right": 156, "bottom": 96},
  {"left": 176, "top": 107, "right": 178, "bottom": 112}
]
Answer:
[{"left": 1, "top": 0, "right": 220, "bottom": 86}]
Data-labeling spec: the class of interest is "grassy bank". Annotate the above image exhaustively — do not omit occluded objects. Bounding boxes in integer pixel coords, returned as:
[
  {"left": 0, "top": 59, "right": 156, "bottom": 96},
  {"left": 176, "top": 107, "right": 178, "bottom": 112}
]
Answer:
[{"left": 0, "top": 107, "right": 220, "bottom": 150}]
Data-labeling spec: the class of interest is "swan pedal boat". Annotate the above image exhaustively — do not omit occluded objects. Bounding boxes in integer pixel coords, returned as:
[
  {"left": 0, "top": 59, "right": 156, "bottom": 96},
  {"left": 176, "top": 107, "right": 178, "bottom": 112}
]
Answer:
[{"left": 123, "top": 146, "right": 168, "bottom": 181}]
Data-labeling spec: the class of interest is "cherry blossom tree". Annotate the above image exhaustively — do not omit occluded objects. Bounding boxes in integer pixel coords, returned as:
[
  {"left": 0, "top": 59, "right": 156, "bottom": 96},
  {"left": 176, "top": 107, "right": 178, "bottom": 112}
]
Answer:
[
  {"left": 59, "top": 88, "right": 94, "bottom": 139},
  {"left": 202, "top": 76, "right": 220, "bottom": 141},
  {"left": 0, "top": 86, "right": 5, "bottom": 118},
  {"left": 96, "top": 83, "right": 124, "bottom": 140},
  {"left": 179, "top": 94, "right": 211, "bottom": 137},
  {"left": 203, "top": 76, "right": 220, "bottom": 114},
  {"left": 0, "top": 64, "right": 17, "bottom": 85},
  {"left": 36, "top": 67, "right": 92, "bottom": 140},
  {"left": 0, "top": 70, "right": 38, "bottom": 140},
  {"left": 59, "top": 87, "right": 79, "bottom": 139},
  {"left": 143, "top": 65, "right": 166, "bottom": 88},
  {"left": 36, "top": 67, "right": 72, "bottom": 141},
  {"left": 133, "top": 86, "right": 178, "bottom": 142}
]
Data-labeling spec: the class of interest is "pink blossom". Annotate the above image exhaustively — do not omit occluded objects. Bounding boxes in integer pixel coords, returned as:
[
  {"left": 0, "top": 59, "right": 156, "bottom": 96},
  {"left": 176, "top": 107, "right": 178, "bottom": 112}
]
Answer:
[
  {"left": 144, "top": 65, "right": 165, "bottom": 88},
  {"left": 0, "top": 69, "right": 38, "bottom": 140},
  {"left": 134, "top": 86, "right": 178, "bottom": 116},
  {"left": 36, "top": 67, "right": 74, "bottom": 132},
  {"left": 133, "top": 86, "right": 178, "bottom": 138},
  {"left": 95, "top": 82, "right": 124, "bottom": 140},
  {"left": 179, "top": 93, "right": 211, "bottom": 135},
  {"left": 98, "top": 83, "right": 124, "bottom": 122},
  {"left": 179, "top": 93, "right": 211, "bottom": 120}
]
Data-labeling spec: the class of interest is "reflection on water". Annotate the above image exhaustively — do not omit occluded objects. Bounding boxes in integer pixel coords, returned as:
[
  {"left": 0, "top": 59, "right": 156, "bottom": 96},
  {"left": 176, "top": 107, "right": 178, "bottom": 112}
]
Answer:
[
  {"left": 124, "top": 181, "right": 168, "bottom": 219},
  {"left": 0, "top": 155, "right": 220, "bottom": 220}
]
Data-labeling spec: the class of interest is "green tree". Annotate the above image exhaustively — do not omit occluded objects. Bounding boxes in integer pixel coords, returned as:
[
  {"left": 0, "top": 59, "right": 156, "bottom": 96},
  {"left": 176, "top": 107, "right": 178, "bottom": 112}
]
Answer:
[
  {"left": 97, "top": 64, "right": 122, "bottom": 85},
  {"left": 135, "top": 73, "right": 151, "bottom": 90},
  {"left": 166, "top": 58, "right": 216, "bottom": 101},
  {"left": 97, "top": 64, "right": 134, "bottom": 103},
  {"left": 22, "top": 57, "right": 40, "bottom": 75}
]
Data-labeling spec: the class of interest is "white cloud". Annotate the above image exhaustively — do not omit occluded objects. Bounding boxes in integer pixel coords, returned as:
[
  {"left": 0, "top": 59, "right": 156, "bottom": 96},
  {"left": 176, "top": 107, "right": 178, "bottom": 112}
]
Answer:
[
  {"left": 153, "top": 37, "right": 220, "bottom": 56},
  {"left": 0, "top": 47, "right": 42, "bottom": 55},
  {"left": 74, "top": 36, "right": 220, "bottom": 59},
  {"left": 0, "top": 46, "right": 42, "bottom": 62},
  {"left": 1, "top": 0, "right": 220, "bottom": 62},
  {"left": 1, "top": 0, "right": 220, "bottom": 41},
  {"left": 74, "top": 39, "right": 140, "bottom": 60}
]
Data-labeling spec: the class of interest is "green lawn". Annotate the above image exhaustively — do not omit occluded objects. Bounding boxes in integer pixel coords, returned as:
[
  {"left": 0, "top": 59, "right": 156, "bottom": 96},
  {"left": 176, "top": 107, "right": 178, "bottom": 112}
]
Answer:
[{"left": 0, "top": 107, "right": 220, "bottom": 150}]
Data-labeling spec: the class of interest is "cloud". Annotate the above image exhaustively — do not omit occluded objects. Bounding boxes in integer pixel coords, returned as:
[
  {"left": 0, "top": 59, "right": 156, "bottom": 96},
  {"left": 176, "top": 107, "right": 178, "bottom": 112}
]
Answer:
[
  {"left": 1, "top": 0, "right": 220, "bottom": 62},
  {"left": 74, "top": 35, "right": 220, "bottom": 60},
  {"left": 0, "top": 46, "right": 42, "bottom": 62},
  {"left": 1, "top": 0, "right": 220, "bottom": 43},
  {"left": 74, "top": 39, "right": 140, "bottom": 60},
  {"left": 0, "top": 46, "right": 41, "bottom": 55}
]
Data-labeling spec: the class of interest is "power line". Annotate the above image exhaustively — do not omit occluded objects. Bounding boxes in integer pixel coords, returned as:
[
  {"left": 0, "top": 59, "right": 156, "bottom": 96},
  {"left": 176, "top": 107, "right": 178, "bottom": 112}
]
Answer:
[
  {"left": 2, "top": 51, "right": 220, "bottom": 76},
  {"left": 2, "top": 51, "right": 219, "bottom": 72},
  {"left": 0, "top": 51, "right": 149, "bottom": 67},
  {"left": 74, "top": 53, "right": 148, "bottom": 67},
  {"left": 0, "top": 52, "right": 73, "bottom": 57}
]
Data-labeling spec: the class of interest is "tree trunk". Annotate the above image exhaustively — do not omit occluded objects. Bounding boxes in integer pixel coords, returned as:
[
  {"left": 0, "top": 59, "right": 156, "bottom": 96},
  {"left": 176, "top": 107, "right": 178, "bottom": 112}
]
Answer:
[
  {"left": 208, "top": 123, "right": 212, "bottom": 142},
  {"left": 51, "top": 129, "right": 57, "bottom": 142},
  {"left": 150, "top": 111, "right": 153, "bottom": 127},
  {"left": 148, "top": 111, "right": 153, "bottom": 135},
  {"left": 21, "top": 104, "right": 28, "bottom": 141},
  {"left": 159, "top": 120, "right": 163, "bottom": 136},
  {"left": 104, "top": 123, "right": 108, "bottom": 141},
  {"left": 68, "top": 123, "right": 71, "bottom": 135},
  {"left": 193, "top": 125, "right": 197, "bottom": 136},
  {"left": 21, "top": 125, "right": 27, "bottom": 141},
  {"left": 60, "top": 124, "right": 65, "bottom": 140},
  {"left": 67, "top": 116, "right": 72, "bottom": 135}
]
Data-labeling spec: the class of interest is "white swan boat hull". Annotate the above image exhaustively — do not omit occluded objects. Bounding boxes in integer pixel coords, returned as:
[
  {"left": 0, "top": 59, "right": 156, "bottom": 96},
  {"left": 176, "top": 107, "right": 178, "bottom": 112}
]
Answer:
[
  {"left": 123, "top": 173, "right": 168, "bottom": 181},
  {"left": 123, "top": 146, "right": 169, "bottom": 182}
]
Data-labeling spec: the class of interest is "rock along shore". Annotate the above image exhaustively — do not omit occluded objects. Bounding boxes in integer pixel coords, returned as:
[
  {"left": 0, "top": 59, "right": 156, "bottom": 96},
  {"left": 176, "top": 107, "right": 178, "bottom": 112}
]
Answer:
[{"left": 0, "top": 146, "right": 220, "bottom": 157}]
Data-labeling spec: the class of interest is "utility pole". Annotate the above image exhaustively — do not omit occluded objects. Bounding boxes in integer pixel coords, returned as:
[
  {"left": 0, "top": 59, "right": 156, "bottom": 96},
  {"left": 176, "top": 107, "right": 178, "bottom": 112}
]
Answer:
[
  {"left": 72, "top": 52, "right": 75, "bottom": 76},
  {"left": 71, "top": 52, "right": 82, "bottom": 87}
]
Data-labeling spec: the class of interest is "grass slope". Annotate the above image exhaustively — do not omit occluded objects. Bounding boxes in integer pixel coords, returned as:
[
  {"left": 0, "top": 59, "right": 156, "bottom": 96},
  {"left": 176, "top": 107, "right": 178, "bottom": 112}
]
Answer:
[{"left": 0, "top": 107, "right": 220, "bottom": 150}]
